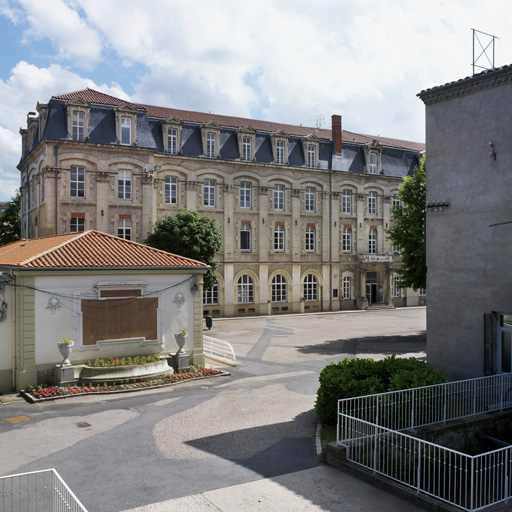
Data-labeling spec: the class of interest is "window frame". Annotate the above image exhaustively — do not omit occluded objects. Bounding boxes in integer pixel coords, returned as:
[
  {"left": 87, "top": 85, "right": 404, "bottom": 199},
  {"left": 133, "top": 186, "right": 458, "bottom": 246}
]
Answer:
[
  {"left": 343, "top": 276, "right": 351, "bottom": 299},
  {"left": 118, "top": 218, "right": 132, "bottom": 240},
  {"left": 204, "top": 179, "right": 216, "bottom": 207},
  {"left": 305, "top": 226, "right": 316, "bottom": 252},
  {"left": 240, "top": 181, "right": 251, "bottom": 209},
  {"left": 274, "top": 225, "right": 285, "bottom": 251},
  {"left": 70, "top": 216, "right": 85, "bottom": 233},
  {"left": 120, "top": 117, "right": 131, "bottom": 145},
  {"left": 342, "top": 189, "right": 352, "bottom": 214},
  {"left": 72, "top": 111, "right": 84, "bottom": 141},
  {"left": 307, "top": 144, "right": 316, "bottom": 168},
  {"left": 274, "top": 184, "right": 284, "bottom": 211},
  {"left": 242, "top": 136, "right": 252, "bottom": 162},
  {"left": 203, "top": 283, "right": 219, "bottom": 305},
  {"left": 305, "top": 186, "right": 315, "bottom": 212},
  {"left": 394, "top": 276, "right": 401, "bottom": 297},
  {"left": 118, "top": 170, "right": 132, "bottom": 200},
  {"left": 272, "top": 274, "right": 287, "bottom": 302},
  {"left": 206, "top": 132, "right": 216, "bottom": 158},
  {"left": 342, "top": 227, "right": 352, "bottom": 252},
  {"left": 240, "top": 224, "right": 251, "bottom": 251},
  {"left": 276, "top": 140, "right": 285, "bottom": 165},
  {"left": 237, "top": 275, "right": 254, "bottom": 304},
  {"left": 303, "top": 274, "right": 318, "bottom": 301},
  {"left": 369, "top": 153, "right": 377, "bottom": 174},
  {"left": 165, "top": 176, "right": 178, "bottom": 205},
  {"left": 368, "top": 191, "right": 377, "bottom": 215},
  {"left": 70, "top": 166, "right": 85, "bottom": 198},
  {"left": 167, "top": 128, "right": 178, "bottom": 155},
  {"left": 369, "top": 228, "right": 378, "bottom": 254}
]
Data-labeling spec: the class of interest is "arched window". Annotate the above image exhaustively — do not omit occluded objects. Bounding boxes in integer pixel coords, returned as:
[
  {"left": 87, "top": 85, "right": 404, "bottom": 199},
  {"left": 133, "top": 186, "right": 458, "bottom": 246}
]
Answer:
[
  {"left": 237, "top": 275, "right": 254, "bottom": 304},
  {"left": 303, "top": 274, "right": 318, "bottom": 301},
  {"left": 272, "top": 275, "right": 287, "bottom": 302}
]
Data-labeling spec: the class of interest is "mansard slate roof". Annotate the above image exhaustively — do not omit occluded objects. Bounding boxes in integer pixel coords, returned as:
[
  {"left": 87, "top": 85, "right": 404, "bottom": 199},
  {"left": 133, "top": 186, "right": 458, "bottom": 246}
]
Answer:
[
  {"left": 26, "top": 88, "right": 423, "bottom": 177},
  {"left": 0, "top": 230, "right": 208, "bottom": 270}
]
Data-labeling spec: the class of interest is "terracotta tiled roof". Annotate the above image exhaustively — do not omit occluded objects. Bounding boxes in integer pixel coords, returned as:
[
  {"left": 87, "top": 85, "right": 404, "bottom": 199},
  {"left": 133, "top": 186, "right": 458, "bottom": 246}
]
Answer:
[
  {"left": 0, "top": 231, "right": 208, "bottom": 269},
  {"left": 53, "top": 88, "right": 425, "bottom": 151}
]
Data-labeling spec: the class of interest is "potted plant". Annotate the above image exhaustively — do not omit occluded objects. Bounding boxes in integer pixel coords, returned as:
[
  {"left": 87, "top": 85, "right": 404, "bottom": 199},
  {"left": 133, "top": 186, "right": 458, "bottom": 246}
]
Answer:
[
  {"left": 175, "top": 328, "right": 188, "bottom": 355},
  {"left": 57, "top": 335, "right": 74, "bottom": 366}
]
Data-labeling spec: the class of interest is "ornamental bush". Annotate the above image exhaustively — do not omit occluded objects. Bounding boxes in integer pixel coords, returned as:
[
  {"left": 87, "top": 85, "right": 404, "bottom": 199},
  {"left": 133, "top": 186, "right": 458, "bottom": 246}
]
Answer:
[{"left": 315, "top": 355, "right": 446, "bottom": 424}]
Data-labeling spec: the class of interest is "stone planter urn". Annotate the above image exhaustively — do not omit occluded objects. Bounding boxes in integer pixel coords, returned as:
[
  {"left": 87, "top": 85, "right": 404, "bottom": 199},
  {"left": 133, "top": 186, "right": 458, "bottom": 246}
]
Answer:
[
  {"left": 57, "top": 340, "right": 74, "bottom": 366},
  {"left": 174, "top": 333, "right": 188, "bottom": 355}
]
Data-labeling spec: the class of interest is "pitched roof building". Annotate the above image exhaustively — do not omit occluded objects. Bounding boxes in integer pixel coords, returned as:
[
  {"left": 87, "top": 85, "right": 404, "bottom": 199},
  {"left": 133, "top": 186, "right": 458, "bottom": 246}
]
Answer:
[{"left": 17, "top": 89, "right": 425, "bottom": 317}]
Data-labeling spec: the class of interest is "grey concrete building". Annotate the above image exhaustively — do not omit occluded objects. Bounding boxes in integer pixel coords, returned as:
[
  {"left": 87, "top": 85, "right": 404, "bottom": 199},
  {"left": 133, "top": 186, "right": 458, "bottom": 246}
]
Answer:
[
  {"left": 17, "top": 88, "right": 426, "bottom": 317},
  {"left": 418, "top": 64, "right": 512, "bottom": 379}
]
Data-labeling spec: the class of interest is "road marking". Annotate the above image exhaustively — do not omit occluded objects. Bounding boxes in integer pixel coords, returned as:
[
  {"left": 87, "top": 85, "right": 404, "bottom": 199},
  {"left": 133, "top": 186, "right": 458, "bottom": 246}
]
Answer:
[{"left": 5, "top": 415, "right": 32, "bottom": 424}]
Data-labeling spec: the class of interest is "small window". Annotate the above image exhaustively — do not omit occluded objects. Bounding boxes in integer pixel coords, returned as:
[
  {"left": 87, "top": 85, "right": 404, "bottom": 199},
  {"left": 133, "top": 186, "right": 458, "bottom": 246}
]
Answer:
[
  {"left": 237, "top": 275, "right": 254, "bottom": 303},
  {"left": 121, "top": 117, "right": 131, "bottom": 145},
  {"left": 203, "top": 283, "right": 219, "bottom": 305},
  {"left": 305, "top": 186, "right": 315, "bottom": 212},
  {"left": 165, "top": 176, "right": 177, "bottom": 205},
  {"left": 369, "top": 228, "right": 377, "bottom": 254},
  {"left": 206, "top": 132, "right": 216, "bottom": 158},
  {"left": 240, "top": 182, "right": 251, "bottom": 208},
  {"left": 242, "top": 137, "right": 252, "bottom": 161},
  {"left": 72, "top": 111, "right": 84, "bottom": 141},
  {"left": 274, "top": 184, "right": 284, "bottom": 210},
  {"left": 204, "top": 179, "right": 216, "bottom": 207},
  {"left": 70, "top": 216, "right": 85, "bottom": 233},
  {"left": 394, "top": 276, "right": 401, "bottom": 297},
  {"left": 167, "top": 128, "right": 178, "bottom": 154},
  {"left": 118, "top": 171, "right": 132, "bottom": 200},
  {"left": 70, "top": 166, "right": 85, "bottom": 198},
  {"left": 306, "top": 226, "right": 316, "bottom": 252},
  {"left": 368, "top": 191, "right": 377, "bottom": 215},
  {"left": 274, "top": 225, "right": 284, "bottom": 251},
  {"left": 342, "top": 228, "right": 352, "bottom": 252},
  {"left": 240, "top": 224, "right": 251, "bottom": 251},
  {"left": 419, "top": 288, "right": 427, "bottom": 296},
  {"left": 307, "top": 144, "right": 316, "bottom": 168},
  {"left": 343, "top": 276, "right": 351, "bottom": 299},
  {"left": 276, "top": 141, "right": 285, "bottom": 165},
  {"left": 393, "top": 194, "right": 401, "bottom": 209},
  {"left": 118, "top": 218, "right": 132, "bottom": 240},
  {"left": 369, "top": 153, "right": 377, "bottom": 174},
  {"left": 342, "top": 189, "right": 351, "bottom": 214},
  {"left": 272, "top": 274, "right": 287, "bottom": 302},
  {"left": 392, "top": 244, "right": 400, "bottom": 253},
  {"left": 303, "top": 274, "right": 318, "bottom": 301}
]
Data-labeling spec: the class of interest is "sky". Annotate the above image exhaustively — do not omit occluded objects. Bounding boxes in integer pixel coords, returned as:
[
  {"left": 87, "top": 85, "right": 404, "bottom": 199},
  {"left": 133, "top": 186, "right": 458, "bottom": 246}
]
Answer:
[{"left": 0, "top": 0, "right": 511, "bottom": 202}]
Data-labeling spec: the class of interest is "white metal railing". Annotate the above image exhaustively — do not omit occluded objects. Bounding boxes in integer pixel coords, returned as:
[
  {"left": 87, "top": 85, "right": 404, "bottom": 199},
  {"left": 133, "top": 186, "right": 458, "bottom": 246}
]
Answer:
[
  {"left": 337, "top": 373, "right": 512, "bottom": 511},
  {"left": 0, "top": 469, "right": 88, "bottom": 512},
  {"left": 203, "top": 336, "right": 237, "bottom": 366}
]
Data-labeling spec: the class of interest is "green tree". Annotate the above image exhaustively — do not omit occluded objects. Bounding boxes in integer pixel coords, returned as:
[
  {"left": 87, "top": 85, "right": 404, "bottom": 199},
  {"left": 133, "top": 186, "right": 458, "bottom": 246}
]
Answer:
[
  {"left": 386, "top": 155, "right": 426, "bottom": 291},
  {"left": 145, "top": 209, "right": 223, "bottom": 290},
  {"left": 0, "top": 190, "right": 21, "bottom": 246}
]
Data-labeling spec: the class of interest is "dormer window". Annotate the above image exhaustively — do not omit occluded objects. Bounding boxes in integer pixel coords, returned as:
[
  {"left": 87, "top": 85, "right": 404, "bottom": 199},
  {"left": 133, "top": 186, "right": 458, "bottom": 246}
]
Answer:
[
  {"left": 121, "top": 118, "right": 131, "bottom": 145},
  {"left": 302, "top": 134, "right": 319, "bottom": 168},
  {"left": 369, "top": 153, "right": 377, "bottom": 174},
  {"left": 201, "top": 121, "right": 221, "bottom": 158},
  {"left": 160, "top": 116, "right": 182, "bottom": 154},
  {"left": 242, "top": 137, "right": 251, "bottom": 161},
  {"left": 72, "top": 111, "right": 85, "bottom": 141},
  {"left": 365, "top": 140, "right": 382, "bottom": 174},
  {"left": 307, "top": 145, "right": 316, "bottom": 168},
  {"left": 271, "top": 130, "right": 289, "bottom": 165},
  {"left": 238, "top": 126, "right": 256, "bottom": 162},
  {"left": 115, "top": 104, "right": 138, "bottom": 146}
]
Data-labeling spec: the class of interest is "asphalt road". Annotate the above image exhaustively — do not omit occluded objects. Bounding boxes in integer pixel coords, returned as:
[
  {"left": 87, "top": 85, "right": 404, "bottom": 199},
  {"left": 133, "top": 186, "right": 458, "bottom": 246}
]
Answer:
[{"left": 0, "top": 307, "right": 426, "bottom": 511}]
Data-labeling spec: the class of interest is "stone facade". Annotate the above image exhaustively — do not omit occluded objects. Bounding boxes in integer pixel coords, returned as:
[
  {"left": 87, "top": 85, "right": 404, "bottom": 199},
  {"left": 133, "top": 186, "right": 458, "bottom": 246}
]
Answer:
[{"left": 18, "top": 89, "right": 426, "bottom": 317}]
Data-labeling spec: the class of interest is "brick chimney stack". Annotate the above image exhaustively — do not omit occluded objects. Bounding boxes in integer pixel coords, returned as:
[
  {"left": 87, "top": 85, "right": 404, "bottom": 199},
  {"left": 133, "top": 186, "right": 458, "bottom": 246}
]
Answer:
[{"left": 332, "top": 114, "right": 342, "bottom": 154}]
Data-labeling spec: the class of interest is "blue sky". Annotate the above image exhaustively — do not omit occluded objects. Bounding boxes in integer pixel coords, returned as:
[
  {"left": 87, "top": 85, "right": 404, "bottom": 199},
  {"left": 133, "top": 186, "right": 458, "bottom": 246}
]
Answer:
[{"left": 1, "top": 0, "right": 511, "bottom": 202}]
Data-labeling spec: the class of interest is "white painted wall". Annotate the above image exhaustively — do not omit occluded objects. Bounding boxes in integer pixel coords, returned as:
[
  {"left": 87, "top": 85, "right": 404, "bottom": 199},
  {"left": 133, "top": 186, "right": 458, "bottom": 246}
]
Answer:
[{"left": 0, "top": 279, "right": 13, "bottom": 390}]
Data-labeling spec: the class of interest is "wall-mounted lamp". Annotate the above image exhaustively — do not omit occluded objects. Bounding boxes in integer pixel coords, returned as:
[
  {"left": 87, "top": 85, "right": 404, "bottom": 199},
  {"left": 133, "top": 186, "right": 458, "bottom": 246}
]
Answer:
[{"left": 489, "top": 142, "right": 496, "bottom": 161}]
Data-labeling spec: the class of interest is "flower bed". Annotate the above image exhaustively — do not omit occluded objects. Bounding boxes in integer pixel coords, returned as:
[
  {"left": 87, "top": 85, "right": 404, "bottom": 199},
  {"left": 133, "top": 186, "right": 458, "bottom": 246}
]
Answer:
[
  {"left": 87, "top": 355, "right": 161, "bottom": 367},
  {"left": 22, "top": 368, "right": 228, "bottom": 403}
]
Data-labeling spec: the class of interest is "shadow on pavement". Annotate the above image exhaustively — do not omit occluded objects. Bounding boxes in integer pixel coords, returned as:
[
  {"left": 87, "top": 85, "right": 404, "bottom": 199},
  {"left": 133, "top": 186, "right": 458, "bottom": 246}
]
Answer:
[{"left": 297, "top": 332, "right": 426, "bottom": 358}]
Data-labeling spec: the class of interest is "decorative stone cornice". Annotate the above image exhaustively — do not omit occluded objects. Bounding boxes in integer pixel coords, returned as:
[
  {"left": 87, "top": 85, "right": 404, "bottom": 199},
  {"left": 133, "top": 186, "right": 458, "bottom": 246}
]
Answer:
[{"left": 417, "top": 65, "right": 512, "bottom": 106}]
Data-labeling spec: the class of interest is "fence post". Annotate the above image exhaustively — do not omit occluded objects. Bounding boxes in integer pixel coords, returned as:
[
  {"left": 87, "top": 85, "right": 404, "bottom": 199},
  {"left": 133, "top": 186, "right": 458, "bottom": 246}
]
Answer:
[
  {"left": 411, "top": 388, "right": 415, "bottom": 428},
  {"left": 416, "top": 442, "right": 421, "bottom": 495},
  {"left": 470, "top": 456, "right": 474, "bottom": 511},
  {"left": 473, "top": 379, "right": 477, "bottom": 416},
  {"left": 444, "top": 385, "right": 447, "bottom": 423},
  {"left": 506, "top": 448, "right": 509, "bottom": 503},
  {"left": 501, "top": 374, "right": 504, "bottom": 412},
  {"left": 373, "top": 425, "right": 378, "bottom": 475}
]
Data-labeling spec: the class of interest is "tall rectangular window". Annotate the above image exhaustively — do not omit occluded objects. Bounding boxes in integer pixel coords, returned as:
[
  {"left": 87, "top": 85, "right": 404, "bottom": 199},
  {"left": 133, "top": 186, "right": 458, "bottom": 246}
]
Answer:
[
  {"left": 242, "top": 137, "right": 251, "bottom": 161},
  {"left": 276, "top": 141, "right": 285, "bottom": 164},
  {"left": 305, "top": 186, "right": 315, "bottom": 212},
  {"left": 204, "top": 179, "right": 216, "bottom": 207},
  {"left": 118, "top": 171, "right": 132, "bottom": 200},
  {"left": 167, "top": 128, "right": 178, "bottom": 154},
  {"left": 206, "top": 132, "right": 216, "bottom": 158},
  {"left": 240, "top": 182, "right": 251, "bottom": 208},
  {"left": 165, "top": 176, "right": 177, "bottom": 205},
  {"left": 274, "top": 225, "right": 284, "bottom": 251},
  {"left": 240, "top": 224, "right": 251, "bottom": 251},
  {"left": 392, "top": 194, "right": 401, "bottom": 209},
  {"left": 237, "top": 275, "right": 254, "bottom": 303},
  {"left": 306, "top": 226, "right": 316, "bottom": 251},
  {"left": 70, "top": 166, "right": 85, "bottom": 198},
  {"left": 369, "top": 153, "right": 377, "bottom": 174},
  {"left": 121, "top": 117, "right": 131, "bottom": 145},
  {"left": 272, "top": 275, "right": 287, "bottom": 302},
  {"left": 368, "top": 191, "right": 377, "bottom": 215},
  {"left": 343, "top": 276, "right": 351, "bottom": 299},
  {"left": 70, "top": 216, "right": 85, "bottom": 233},
  {"left": 118, "top": 218, "right": 132, "bottom": 240},
  {"left": 342, "top": 189, "right": 351, "bottom": 214},
  {"left": 394, "top": 276, "right": 401, "bottom": 297},
  {"left": 72, "top": 111, "right": 84, "bottom": 141},
  {"left": 274, "top": 184, "right": 284, "bottom": 210},
  {"left": 369, "top": 228, "right": 377, "bottom": 254},
  {"left": 342, "top": 228, "right": 352, "bottom": 252},
  {"left": 307, "top": 144, "right": 316, "bottom": 168}
]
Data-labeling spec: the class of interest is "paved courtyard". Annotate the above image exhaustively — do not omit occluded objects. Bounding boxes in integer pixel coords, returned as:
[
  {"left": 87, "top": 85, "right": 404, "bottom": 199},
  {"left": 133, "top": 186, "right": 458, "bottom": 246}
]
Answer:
[{"left": 0, "top": 308, "right": 427, "bottom": 511}]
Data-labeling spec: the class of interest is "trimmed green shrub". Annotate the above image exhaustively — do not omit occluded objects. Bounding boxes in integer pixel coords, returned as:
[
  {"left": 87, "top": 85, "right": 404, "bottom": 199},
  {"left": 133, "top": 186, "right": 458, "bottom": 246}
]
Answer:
[{"left": 315, "top": 355, "right": 446, "bottom": 424}]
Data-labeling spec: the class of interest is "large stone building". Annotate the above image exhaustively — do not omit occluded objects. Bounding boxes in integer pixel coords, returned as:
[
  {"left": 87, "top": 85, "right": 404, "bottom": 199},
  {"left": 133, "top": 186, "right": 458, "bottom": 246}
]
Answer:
[
  {"left": 418, "top": 64, "right": 512, "bottom": 379},
  {"left": 18, "top": 89, "right": 425, "bottom": 316}
]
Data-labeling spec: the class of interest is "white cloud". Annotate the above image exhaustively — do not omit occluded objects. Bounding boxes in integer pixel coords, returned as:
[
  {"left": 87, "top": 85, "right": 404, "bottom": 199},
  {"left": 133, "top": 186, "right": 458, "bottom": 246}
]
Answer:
[{"left": 0, "top": 126, "right": 21, "bottom": 201}]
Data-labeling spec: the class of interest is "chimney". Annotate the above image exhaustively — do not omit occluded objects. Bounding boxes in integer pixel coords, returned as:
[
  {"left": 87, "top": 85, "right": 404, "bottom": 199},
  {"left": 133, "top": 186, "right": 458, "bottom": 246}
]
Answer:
[{"left": 332, "top": 114, "right": 342, "bottom": 154}]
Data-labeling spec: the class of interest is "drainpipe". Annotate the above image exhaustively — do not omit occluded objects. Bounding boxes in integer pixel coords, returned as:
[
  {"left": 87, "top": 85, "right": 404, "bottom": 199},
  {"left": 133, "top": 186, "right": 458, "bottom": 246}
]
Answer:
[
  {"left": 54, "top": 144, "right": 60, "bottom": 234},
  {"left": 9, "top": 270, "right": 16, "bottom": 390},
  {"left": 329, "top": 165, "right": 332, "bottom": 312}
]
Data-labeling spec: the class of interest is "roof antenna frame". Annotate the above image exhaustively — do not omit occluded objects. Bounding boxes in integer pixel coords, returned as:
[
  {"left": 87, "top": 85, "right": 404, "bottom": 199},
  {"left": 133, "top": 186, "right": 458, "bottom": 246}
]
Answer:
[{"left": 472, "top": 28, "right": 498, "bottom": 75}]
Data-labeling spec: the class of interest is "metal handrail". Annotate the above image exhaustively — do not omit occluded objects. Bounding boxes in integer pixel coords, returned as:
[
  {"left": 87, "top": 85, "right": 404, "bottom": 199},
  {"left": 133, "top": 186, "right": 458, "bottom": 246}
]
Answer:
[{"left": 203, "top": 336, "right": 237, "bottom": 366}]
